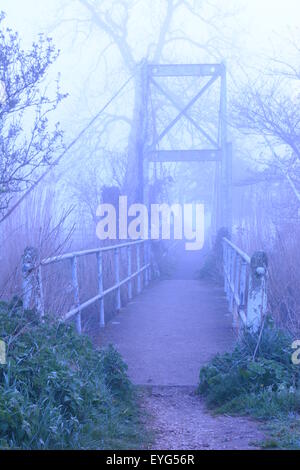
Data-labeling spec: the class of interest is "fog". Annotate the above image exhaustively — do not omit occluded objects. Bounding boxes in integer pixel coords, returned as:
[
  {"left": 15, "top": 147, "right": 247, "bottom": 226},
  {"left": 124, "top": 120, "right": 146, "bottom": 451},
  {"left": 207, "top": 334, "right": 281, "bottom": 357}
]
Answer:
[
  {"left": 0, "top": 1, "right": 299, "bottom": 311},
  {"left": 1, "top": 0, "right": 300, "bottom": 451},
  {"left": 3, "top": 0, "right": 300, "bottom": 136}
]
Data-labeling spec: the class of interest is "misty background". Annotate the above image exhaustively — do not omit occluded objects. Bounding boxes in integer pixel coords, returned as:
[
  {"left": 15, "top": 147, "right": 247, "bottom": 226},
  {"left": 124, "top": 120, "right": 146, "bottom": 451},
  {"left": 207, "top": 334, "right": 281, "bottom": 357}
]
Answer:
[{"left": 1, "top": 0, "right": 300, "bottom": 332}]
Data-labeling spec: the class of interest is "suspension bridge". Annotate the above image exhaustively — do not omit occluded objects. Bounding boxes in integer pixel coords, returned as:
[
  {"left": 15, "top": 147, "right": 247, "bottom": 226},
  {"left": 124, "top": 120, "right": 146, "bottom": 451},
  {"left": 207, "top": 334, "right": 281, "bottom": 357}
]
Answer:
[{"left": 21, "top": 62, "right": 268, "bottom": 388}]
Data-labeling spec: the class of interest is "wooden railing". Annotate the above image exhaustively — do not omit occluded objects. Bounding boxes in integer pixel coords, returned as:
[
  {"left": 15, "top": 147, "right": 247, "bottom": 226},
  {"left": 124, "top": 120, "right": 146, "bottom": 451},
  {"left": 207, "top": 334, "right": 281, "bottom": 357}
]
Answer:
[
  {"left": 222, "top": 237, "right": 268, "bottom": 332},
  {"left": 22, "top": 240, "right": 152, "bottom": 334}
]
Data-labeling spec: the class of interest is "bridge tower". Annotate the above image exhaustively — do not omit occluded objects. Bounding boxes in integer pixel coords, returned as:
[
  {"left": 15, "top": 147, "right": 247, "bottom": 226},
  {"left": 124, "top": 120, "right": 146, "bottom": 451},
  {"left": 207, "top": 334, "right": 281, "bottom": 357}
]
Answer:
[{"left": 137, "top": 61, "right": 232, "bottom": 236}]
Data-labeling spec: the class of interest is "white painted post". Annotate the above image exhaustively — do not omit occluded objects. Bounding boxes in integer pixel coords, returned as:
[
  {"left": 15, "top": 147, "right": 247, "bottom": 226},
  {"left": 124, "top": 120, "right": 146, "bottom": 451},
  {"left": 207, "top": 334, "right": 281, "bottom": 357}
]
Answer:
[
  {"left": 222, "top": 240, "right": 226, "bottom": 290},
  {"left": 71, "top": 256, "right": 81, "bottom": 334},
  {"left": 97, "top": 251, "right": 105, "bottom": 327},
  {"left": 226, "top": 246, "right": 232, "bottom": 302},
  {"left": 223, "top": 241, "right": 228, "bottom": 296},
  {"left": 232, "top": 255, "right": 241, "bottom": 327},
  {"left": 0, "top": 340, "right": 6, "bottom": 365},
  {"left": 239, "top": 261, "right": 248, "bottom": 323},
  {"left": 38, "top": 265, "right": 45, "bottom": 320},
  {"left": 127, "top": 245, "right": 132, "bottom": 300},
  {"left": 148, "top": 241, "right": 152, "bottom": 282},
  {"left": 246, "top": 251, "right": 268, "bottom": 332},
  {"left": 137, "top": 244, "right": 141, "bottom": 294},
  {"left": 22, "top": 247, "right": 43, "bottom": 318},
  {"left": 229, "top": 249, "right": 235, "bottom": 310},
  {"left": 114, "top": 248, "right": 121, "bottom": 311},
  {"left": 144, "top": 242, "right": 149, "bottom": 286}
]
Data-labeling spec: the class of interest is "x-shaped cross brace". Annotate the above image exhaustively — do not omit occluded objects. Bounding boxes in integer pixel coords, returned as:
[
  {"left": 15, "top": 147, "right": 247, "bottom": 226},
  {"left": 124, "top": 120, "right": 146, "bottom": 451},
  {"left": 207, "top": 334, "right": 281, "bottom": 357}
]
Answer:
[{"left": 149, "top": 73, "right": 219, "bottom": 149}]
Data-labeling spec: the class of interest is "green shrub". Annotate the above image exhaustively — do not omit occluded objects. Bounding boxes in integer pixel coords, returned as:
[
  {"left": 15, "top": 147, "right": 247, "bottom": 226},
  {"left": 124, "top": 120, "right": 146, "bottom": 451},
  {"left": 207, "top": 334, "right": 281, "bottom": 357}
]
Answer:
[
  {"left": 0, "top": 299, "right": 144, "bottom": 449},
  {"left": 198, "top": 325, "right": 300, "bottom": 418}
]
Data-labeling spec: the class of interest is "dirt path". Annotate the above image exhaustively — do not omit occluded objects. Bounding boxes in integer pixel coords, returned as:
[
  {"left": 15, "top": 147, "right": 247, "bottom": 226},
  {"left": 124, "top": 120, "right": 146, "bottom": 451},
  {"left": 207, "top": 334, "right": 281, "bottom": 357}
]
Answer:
[{"left": 140, "top": 386, "right": 264, "bottom": 450}]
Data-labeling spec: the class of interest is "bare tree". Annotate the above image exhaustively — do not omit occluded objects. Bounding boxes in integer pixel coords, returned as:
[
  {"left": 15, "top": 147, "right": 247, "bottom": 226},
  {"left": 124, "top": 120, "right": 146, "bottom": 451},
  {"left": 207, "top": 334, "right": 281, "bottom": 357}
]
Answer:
[
  {"left": 0, "top": 12, "right": 67, "bottom": 218},
  {"left": 70, "top": 148, "right": 127, "bottom": 223},
  {"left": 54, "top": 0, "right": 238, "bottom": 202},
  {"left": 230, "top": 41, "right": 300, "bottom": 331},
  {"left": 232, "top": 42, "right": 300, "bottom": 204}
]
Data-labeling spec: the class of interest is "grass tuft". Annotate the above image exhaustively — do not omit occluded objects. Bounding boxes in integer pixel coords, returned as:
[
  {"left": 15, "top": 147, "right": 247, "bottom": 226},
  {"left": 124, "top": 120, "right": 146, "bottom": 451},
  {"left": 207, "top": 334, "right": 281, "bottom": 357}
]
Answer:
[{"left": 198, "top": 325, "right": 300, "bottom": 449}]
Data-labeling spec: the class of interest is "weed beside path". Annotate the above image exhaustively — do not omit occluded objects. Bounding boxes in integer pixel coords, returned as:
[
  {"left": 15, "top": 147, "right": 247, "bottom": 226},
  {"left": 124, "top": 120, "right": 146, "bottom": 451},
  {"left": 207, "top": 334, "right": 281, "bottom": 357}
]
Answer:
[{"left": 198, "top": 326, "right": 300, "bottom": 449}]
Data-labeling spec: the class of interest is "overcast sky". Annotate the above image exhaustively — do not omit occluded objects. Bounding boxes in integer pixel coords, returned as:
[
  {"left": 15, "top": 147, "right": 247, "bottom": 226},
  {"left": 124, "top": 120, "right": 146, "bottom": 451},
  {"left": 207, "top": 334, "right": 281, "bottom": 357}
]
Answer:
[
  {"left": 3, "top": 0, "right": 299, "bottom": 95},
  {"left": 3, "top": 0, "right": 299, "bottom": 44},
  {"left": 1, "top": 0, "right": 299, "bottom": 155},
  {"left": 1, "top": 0, "right": 299, "bottom": 213},
  {"left": 3, "top": 1, "right": 298, "bottom": 93}
]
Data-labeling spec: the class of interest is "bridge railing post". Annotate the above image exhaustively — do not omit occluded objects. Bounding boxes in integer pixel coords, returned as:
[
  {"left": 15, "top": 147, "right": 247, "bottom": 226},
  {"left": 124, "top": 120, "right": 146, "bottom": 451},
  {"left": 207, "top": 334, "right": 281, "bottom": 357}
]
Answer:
[
  {"left": 137, "top": 244, "right": 141, "bottom": 294},
  {"left": 238, "top": 260, "right": 248, "bottom": 324},
  {"left": 71, "top": 256, "right": 81, "bottom": 334},
  {"left": 222, "top": 238, "right": 268, "bottom": 333},
  {"left": 35, "top": 240, "right": 153, "bottom": 331},
  {"left": 225, "top": 245, "right": 231, "bottom": 303},
  {"left": 246, "top": 251, "right": 268, "bottom": 332},
  {"left": 127, "top": 245, "right": 132, "bottom": 300},
  {"left": 38, "top": 266, "right": 45, "bottom": 320},
  {"left": 223, "top": 240, "right": 228, "bottom": 296},
  {"left": 144, "top": 242, "right": 149, "bottom": 287},
  {"left": 147, "top": 241, "right": 152, "bottom": 282},
  {"left": 97, "top": 251, "right": 105, "bottom": 327},
  {"left": 229, "top": 250, "right": 235, "bottom": 313},
  {"left": 114, "top": 248, "right": 121, "bottom": 311},
  {"left": 228, "top": 247, "right": 234, "bottom": 308},
  {"left": 232, "top": 254, "right": 241, "bottom": 328},
  {"left": 22, "top": 247, "right": 44, "bottom": 319}
]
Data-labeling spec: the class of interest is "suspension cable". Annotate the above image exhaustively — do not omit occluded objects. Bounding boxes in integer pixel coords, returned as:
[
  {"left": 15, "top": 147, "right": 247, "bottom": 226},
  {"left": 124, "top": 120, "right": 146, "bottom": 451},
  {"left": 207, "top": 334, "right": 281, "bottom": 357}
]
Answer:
[{"left": 0, "top": 74, "right": 134, "bottom": 224}]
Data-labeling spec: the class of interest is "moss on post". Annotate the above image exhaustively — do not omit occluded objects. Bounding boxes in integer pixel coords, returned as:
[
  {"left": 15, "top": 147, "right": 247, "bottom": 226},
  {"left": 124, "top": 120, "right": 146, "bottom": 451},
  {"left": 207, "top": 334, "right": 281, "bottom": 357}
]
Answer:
[
  {"left": 247, "top": 251, "right": 268, "bottom": 332},
  {"left": 22, "top": 247, "right": 43, "bottom": 317}
]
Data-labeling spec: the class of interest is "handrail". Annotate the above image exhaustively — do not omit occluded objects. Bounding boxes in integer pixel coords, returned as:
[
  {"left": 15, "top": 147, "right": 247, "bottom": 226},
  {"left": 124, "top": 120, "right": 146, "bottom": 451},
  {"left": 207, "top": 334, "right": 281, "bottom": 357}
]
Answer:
[
  {"left": 22, "top": 240, "right": 152, "bottom": 333},
  {"left": 222, "top": 237, "right": 250, "bottom": 264},
  {"left": 64, "top": 264, "right": 150, "bottom": 321},
  {"left": 222, "top": 237, "right": 267, "bottom": 332},
  {"left": 41, "top": 239, "right": 146, "bottom": 265}
]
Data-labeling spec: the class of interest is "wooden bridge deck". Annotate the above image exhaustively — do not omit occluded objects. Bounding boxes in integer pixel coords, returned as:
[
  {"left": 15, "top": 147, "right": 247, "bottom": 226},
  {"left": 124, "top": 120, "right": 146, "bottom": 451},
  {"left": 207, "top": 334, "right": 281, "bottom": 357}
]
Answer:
[{"left": 97, "top": 277, "right": 235, "bottom": 386}]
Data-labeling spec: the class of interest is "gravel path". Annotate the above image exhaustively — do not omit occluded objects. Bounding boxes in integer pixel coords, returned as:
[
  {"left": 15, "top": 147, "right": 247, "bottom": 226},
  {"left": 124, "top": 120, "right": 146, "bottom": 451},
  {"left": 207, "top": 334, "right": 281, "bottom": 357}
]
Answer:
[{"left": 141, "top": 386, "right": 264, "bottom": 450}]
